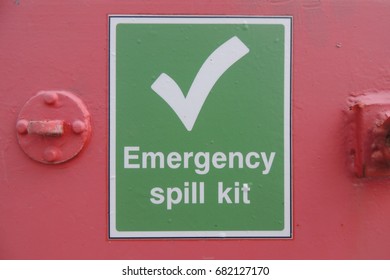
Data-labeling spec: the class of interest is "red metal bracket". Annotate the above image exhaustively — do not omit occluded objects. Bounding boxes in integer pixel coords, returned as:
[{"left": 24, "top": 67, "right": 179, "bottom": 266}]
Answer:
[
  {"left": 16, "top": 91, "right": 91, "bottom": 164},
  {"left": 349, "top": 92, "right": 390, "bottom": 177}
]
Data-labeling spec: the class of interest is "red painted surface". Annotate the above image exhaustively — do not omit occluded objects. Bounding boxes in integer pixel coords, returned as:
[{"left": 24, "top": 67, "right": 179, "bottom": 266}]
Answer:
[
  {"left": 1, "top": 0, "right": 390, "bottom": 259},
  {"left": 349, "top": 93, "right": 390, "bottom": 178},
  {"left": 16, "top": 91, "right": 91, "bottom": 164}
]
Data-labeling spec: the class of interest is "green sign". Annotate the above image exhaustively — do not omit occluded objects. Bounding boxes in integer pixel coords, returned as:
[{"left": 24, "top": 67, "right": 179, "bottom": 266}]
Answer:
[{"left": 109, "top": 16, "right": 292, "bottom": 238}]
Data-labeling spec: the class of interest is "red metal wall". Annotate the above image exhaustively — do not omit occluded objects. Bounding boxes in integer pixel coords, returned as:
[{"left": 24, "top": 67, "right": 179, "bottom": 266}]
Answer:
[{"left": 1, "top": 0, "right": 390, "bottom": 259}]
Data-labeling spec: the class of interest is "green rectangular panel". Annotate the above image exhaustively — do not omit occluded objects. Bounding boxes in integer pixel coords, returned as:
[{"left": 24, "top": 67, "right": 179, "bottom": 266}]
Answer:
[{"left": 109, "top": 16, "right": 292, "bottom": 238}]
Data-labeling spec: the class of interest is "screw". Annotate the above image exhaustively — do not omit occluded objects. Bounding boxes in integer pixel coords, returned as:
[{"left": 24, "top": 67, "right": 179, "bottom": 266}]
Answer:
[
  {"left": 43, "top": 147, "right": 60, "bottom": 162},
  {"left": 16, "top": 119, "right": 29, "bottom": 134},
  {"left": 43, "top": 92, "right": 59, "bottom": 105},
  {"left": 72, "top": 120, "right": 86, "bottom": 134}
]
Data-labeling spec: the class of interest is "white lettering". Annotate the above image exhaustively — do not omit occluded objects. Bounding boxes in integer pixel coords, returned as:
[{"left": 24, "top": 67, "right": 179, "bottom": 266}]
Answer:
[
  {"left": 261, "top": 152, "right": 276, "bottom": 175},
  {"left": 245, "top": 152, "right": 260, "bottom": 169},
  {"left": 167, "top": 187, "right": 182, "bottom": 210},
  {"left": 167, "top": 152, "right": 181, "bottom": 169},
  {"left": 242, "top": 183, "right": 250, "bottom": 204},
  {"left": 183, "top": 152, "right": 193, "bottom": 168},
  {"left": 142, "top": 152, "right": 165, "bottom": 168},
  {"left": 219, "top": 182, "right": 251, "bottom": 204},
  {"left": 218, "top": 182, "right": 232, "bottom": 204},
  {"left": 124, "top": 146, "right": 140, "bottom": 168},
  {"left": 228, "top": 152, "right": 243, "bottom": 168},
  {"left": 194, "top": 152, "right": 210, "bottom": 175},
  {"left": 212, "top": 152, "right": 227, "bottom": 169},
  {"left": 150, "top": 182, "right": 205, "bottom": 210},
  {"left": 124, "top": 146, "right": 276, "bottom": 175},
  {"left": 150, "top": 187, "right": 164, "bottom": 205}
]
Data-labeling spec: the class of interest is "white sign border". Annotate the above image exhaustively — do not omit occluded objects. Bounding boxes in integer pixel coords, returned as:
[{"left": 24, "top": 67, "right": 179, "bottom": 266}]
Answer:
[{"left": 109, "top": 15, "right": 292, "bottom": 239}]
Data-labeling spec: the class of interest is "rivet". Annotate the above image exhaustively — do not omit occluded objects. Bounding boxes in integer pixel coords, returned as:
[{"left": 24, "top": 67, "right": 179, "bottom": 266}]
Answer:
[
  {"left": 16, "top": 119, "right": 29, "bottom": 134},
  {"left": 43, "top": 92, "right": 59, "bottom": 105},
  {"left": 72, "top": 120, "right": 86, "bottom": 134},
  {"left": 43, "top": 147, "right": 60, "bottom": 162}
]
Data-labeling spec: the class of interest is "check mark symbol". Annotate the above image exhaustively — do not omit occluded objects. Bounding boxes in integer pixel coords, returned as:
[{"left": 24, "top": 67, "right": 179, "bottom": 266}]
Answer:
[{"left": 151, "top": 36, "right": 250, "bottom": 131}]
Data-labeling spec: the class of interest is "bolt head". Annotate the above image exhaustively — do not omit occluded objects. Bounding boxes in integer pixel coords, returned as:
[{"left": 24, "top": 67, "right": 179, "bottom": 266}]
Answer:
[
  {"left": 43, "top": 147, "right": 60, "bottom": 162},
  {"left": 16, "top": 119, "right": 29, "bottom": 134},
  {"left": 43, "top": 92, "right": 59, "bottom": 105},
  {"left": 72, "top": 120, "right": 86, "bottom": 134}
]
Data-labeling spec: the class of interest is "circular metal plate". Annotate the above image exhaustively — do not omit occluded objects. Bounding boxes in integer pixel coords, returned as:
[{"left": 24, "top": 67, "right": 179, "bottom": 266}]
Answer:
[{"left": 16, "top": 91, "right": 91, "bottom": 164}]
